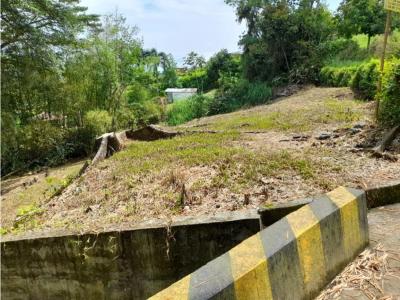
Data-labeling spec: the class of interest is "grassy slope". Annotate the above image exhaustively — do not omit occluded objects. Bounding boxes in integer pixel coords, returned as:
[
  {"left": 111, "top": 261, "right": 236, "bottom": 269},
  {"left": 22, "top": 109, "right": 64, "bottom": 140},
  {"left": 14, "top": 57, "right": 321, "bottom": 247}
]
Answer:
[
  {"left": 1, "top": 161, "right": 85, "bottom": 234},
  {"left": 8, "top": 87, "right": 399, "bottom": 235}
]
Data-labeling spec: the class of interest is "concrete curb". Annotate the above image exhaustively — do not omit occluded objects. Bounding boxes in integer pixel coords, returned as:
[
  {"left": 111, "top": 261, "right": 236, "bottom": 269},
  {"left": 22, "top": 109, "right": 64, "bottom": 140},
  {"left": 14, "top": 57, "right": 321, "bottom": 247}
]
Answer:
[
  {"left": 365, "top": 180, "right": 400, "bottom": 209},
  {"left": 258, "top": 198, "right": 312, "bottom": 228},
  {"left": 257, "top": 181, "right": 400, "bottom": 227},
  {"left": 150, "top": 186, "right": 369, "bottom": 300}
]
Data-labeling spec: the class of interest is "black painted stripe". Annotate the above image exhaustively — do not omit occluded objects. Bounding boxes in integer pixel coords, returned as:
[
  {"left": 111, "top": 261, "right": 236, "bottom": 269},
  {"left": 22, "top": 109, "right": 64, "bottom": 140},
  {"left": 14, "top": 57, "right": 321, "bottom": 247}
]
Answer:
[
  {"left": 189, "top": 253, "right": 235, "bottom": 300},
  {"left": 309, "top": 195, "right": 345, "bottom": 281},
  {"left": 260, "top": 218, "right": 303, "bottom": 299}
]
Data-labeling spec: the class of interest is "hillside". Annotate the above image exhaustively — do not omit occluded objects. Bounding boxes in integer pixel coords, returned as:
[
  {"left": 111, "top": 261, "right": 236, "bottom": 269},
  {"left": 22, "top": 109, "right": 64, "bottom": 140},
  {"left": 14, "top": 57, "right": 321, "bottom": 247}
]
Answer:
[{"left": 3, "top": 87, "right": 399, "bottom": 235}]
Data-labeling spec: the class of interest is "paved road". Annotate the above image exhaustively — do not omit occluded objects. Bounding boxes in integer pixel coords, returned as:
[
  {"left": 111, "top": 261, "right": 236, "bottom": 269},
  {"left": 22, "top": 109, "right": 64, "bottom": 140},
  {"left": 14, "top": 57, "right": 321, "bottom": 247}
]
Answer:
[{"left": 318, "top": 203, "right": 400, "bottom": 300}]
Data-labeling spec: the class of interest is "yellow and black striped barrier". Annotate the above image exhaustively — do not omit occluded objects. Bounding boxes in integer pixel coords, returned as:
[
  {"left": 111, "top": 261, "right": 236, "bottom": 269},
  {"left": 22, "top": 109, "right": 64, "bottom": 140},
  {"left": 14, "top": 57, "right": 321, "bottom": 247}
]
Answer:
[{"left": 149, "top": 186, "right": 369, "bottom": 300}]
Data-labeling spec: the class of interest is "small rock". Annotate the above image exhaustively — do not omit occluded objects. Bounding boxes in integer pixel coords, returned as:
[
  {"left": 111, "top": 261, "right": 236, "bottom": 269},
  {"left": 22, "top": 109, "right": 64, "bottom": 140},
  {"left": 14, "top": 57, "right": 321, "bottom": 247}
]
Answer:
[
  {"left": 216, "top": 204, "right": 221, "bottom": 208},
  {"left": 353, "top": 122, "right": 366, "bottom": 129},
  {"left": 350, "top": 128, "right": 361, "bottom": 135},
  {"left": 84, "top": 207, "right": 92, "bottom": 213},
  {"left": 184, "top": 205, "right": 190, "bottom": 212},
  {"left": 316, "top": 132, "right": 332, "bottom": 140}
]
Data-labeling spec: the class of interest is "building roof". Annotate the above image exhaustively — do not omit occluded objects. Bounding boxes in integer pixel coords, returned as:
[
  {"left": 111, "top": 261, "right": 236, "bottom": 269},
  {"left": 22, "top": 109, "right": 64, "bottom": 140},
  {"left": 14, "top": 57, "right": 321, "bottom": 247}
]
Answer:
[{"left": 165, "top": 88, "right": 197, "bottom": 93}]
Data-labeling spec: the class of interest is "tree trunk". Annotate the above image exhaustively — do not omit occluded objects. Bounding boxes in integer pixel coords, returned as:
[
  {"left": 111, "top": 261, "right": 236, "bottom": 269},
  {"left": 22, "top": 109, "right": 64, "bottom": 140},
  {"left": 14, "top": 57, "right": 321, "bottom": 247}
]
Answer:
[
  {"left": 92, "top": 135, "right": 109, "bottom": 165},
  {"left": 367, "top": 35, "right": 371, "bottom": 51},
  {"left": 92, "top": 132, "right": 124, "bottom": 165}
]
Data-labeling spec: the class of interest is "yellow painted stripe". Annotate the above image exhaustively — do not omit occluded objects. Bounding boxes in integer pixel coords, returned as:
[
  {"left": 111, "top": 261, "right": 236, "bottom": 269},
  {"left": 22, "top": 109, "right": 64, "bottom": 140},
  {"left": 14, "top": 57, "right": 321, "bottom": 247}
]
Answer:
[
  {"left": 328, "top": 187, "right": 362, "bottom": 257},
  {"left": 286, "top": 205, "right": 326, "bottom": 292},
  {"left": 149, "top": 274, "right": 190, "bottom": 300},
  {"left": 229, "top": 233, "right": 273, "bottom": 300},
  {"left": 328, "top": 187, "right": 362, "bottom": 256},
  {"left": 327, "top": 186, "right": 356, "bottom": 208}
]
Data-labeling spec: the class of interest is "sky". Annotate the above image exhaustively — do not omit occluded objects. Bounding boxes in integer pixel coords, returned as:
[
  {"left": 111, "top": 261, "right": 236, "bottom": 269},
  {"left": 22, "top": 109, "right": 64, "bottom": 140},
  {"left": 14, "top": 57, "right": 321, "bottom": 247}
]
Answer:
[{"left": 81, "top": 0, "right": 341, "bottom": 66}]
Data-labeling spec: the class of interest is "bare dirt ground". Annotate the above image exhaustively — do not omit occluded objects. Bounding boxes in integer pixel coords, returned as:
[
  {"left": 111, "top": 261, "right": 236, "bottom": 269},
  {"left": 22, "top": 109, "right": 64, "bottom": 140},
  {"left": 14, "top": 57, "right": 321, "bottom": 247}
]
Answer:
[
  {"left": 317, "top": 203, "right": 400, "bottom": 300},
  {"left": 2, "top": 87, "right": 399, "bottom": 236}
]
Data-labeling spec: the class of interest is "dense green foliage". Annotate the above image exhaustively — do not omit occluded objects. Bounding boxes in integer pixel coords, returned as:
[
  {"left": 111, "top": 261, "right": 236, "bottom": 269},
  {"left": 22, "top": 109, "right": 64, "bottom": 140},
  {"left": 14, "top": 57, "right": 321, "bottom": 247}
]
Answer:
[
  {"left": 379, "top": 58, "right": 400, "bottom": 125},
  {"left": 351, "top": 59, "right": 380, "bottom": 99},
  {"left": 320, "top": 57, "right": 399, "bottom": 125},
  {"left": 210, "top": 80, "right": 272, "bottom": 115},
  {"left": 166, "top": 95, "right": 212, "bottom": 125},
  {"left": 320, "top": 59, "right": 379, "bottom": 99},
  {"left": 1, "top": 1, "right": 177, "bottom": 175},
  {"left": 320, "top": 65, "right": 359, "bottom": 87},
  {"left": 336, "top": 0, "right": 386, "bottom": 49},
  {"left": 166, "top": 79, "right": 272, "bottom": 125},
  {"left": 1, "top": 0, "right": 398, "bottom": 175},
  {"left": 226, "top": 0, "right": 335, "bottom": 83}
]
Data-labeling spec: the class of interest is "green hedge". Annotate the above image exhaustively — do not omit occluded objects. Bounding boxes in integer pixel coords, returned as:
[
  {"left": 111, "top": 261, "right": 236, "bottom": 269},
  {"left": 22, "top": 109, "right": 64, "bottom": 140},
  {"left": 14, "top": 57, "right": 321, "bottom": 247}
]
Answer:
[
  {"left": 379, "top": 58, "right": 400, "bottom": 126},
  {"left": 319, "top": 65, "right": 358, "bottom": 87},
  {"left": 350, "top": 60, "right": 379, "bottom": 100},
  {"left": 319, "top": 59, "right": 379, "bottom": 100},
  {"left": 320, "top": 58, "right": 399, "bottom": 125}
]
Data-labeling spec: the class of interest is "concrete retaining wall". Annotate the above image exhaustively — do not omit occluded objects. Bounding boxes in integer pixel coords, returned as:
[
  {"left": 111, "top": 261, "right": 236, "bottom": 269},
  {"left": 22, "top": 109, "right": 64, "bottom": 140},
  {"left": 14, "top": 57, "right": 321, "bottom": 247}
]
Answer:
[
  {"left": 1, "top": 212, "right": 260, "bottom": 300},
  {"left": 366, "top": 180, "right": 400, "bottom": 209},
  {"left": 151, "top": 186, "right": 369, "bottom": 300}
]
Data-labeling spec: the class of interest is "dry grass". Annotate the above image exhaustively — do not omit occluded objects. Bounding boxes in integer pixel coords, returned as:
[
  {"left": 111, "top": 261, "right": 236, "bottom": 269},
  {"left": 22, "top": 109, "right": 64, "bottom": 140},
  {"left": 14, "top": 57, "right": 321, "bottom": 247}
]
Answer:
[
  {"left": 4, "top": 87, "right": 399, "bottom": 235},
  {"left": 317, "top": 243, "right": 400, "bottom": 300},
  {"left": 1, "top": 160, "right": 85, "bottom": 234}
]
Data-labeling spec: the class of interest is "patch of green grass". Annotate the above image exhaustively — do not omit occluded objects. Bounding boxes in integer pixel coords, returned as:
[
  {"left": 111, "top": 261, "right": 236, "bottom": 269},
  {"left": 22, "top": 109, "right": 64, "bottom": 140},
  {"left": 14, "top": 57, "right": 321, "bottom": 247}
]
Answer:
[
  {"left": 204, "top": 99, "right": 363, "bottom": 132},
  {"left": 111, "top": 132, "right": 241, "bottom": 176},
  {"left": 352, "top": 34, "right": 378, "bottom": 49},
  {"left": 324, "top": 59, "right": 367, "bottom": 68},
  {"left": 108, "top": 131, "right": 336, "bottom": 195},
  {"left": 206, "top": 148, "right": 336, "bottom": 192},
  {"left": 11, "top": 204, "right": 44, "bottom": 233}
]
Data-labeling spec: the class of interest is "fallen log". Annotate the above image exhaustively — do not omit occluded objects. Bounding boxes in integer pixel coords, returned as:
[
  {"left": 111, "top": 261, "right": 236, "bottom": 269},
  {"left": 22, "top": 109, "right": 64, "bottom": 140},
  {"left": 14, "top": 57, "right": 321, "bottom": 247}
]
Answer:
[
  {"left": 92, "top": 134, "right": 109, "bottom": 165},
  {"left": 371, "top": 125, "right": 400, "bottom": 161},
  {"left": 92, "top": 132, "right": 124, "bottom": 165},
  {"left": 372, "top": 125, "right": 400, "bottom": 153}
]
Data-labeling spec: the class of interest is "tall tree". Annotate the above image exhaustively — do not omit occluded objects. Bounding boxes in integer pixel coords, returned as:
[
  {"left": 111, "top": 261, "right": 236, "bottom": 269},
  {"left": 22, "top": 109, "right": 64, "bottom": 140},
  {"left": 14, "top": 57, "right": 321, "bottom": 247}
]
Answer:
[
  {"left": 184, "top": 51, "right": 206, "bottom": 70},
  {"left": 1, "top": 0, "right": 99, "bottom": 122},
  {"left": 226, "top": 0, "right": 334, "bottom": 82},
  {"left": 336, "top": 0, "right": 386, "bottom": 49}
]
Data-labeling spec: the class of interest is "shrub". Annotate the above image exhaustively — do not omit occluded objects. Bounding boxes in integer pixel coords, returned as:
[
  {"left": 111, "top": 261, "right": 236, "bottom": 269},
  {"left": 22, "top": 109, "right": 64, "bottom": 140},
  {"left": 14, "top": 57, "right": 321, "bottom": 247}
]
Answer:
[
  {"left": 178, "top": 68, "right": 209, "bottom": 91},
  {"left": 379, "top": 58, "right": 400, "bottom": 125},
  {"left": 370, "top": 30, "right": 400, "bottom": 59},
  {"left": 1, "top": 112, "right": 19, "bottom": 174},
  {"left": 319, "top": 65, "right": 358, "bottom": 87},
  {"left": 166, "top": 95, "right": 212, "bottom": 126},
  {"left": 322, "top": 39, "right": 369, "bottom": 62},
  {"left": 114, "top": 106, "right": 137, "bottom": 130},
  {"left": 17, "top": 121, "right": 66, "bottom": 166},
  {"left": 83, "top": 109, "right": 112, "bottom": 136},
  {"left": 351, "top": 59, "right": 379, "bottom": 100},
  {"left": 125, "top": 82, "right": 151, "bottom": 104},
  {"left": 64, "top": 126, "right": 97, "bottom": 158},
  {"left": 209, "top": 79, "right": 272, "bottom": 115},
  {"left": 319, "top": 59, "right": 379, "bottom": 100},
  {"left": 130, "top": 99, "right": 163, "bottom": 126}
]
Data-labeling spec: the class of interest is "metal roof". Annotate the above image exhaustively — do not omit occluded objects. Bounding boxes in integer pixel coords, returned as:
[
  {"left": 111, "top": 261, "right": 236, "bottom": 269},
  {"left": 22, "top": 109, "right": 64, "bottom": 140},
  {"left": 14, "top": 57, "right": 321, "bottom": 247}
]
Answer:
[{"left": 165, "top": 88, "right": 197, "bottom": 93}]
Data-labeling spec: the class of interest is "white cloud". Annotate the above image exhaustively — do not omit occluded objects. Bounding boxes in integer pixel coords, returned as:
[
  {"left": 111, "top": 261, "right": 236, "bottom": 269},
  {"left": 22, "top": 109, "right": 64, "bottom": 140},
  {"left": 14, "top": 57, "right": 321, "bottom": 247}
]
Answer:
[{"left": 80, "top": 0, "right": 245, "bottom": 65}]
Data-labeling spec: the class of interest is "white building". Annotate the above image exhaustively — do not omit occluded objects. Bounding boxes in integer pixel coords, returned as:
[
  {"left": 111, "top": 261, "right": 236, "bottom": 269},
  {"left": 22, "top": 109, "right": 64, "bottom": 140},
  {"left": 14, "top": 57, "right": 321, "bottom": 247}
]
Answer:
[{"left": 165, "top": 88, "right": 197, "bottom": 103}]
